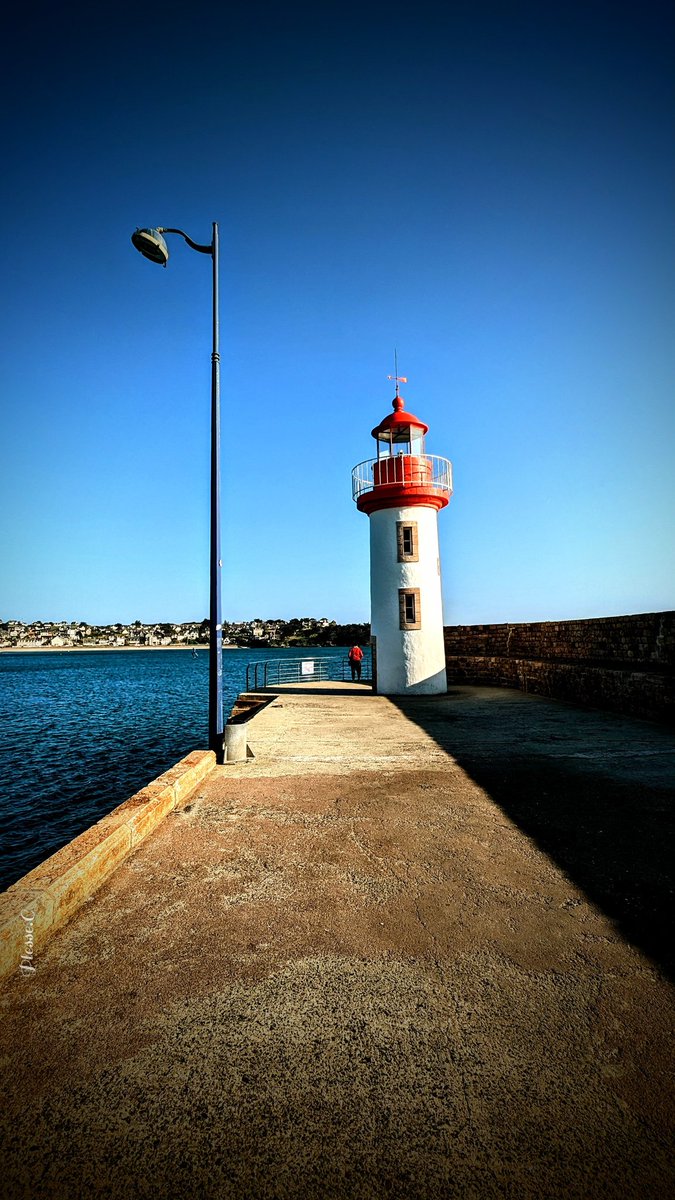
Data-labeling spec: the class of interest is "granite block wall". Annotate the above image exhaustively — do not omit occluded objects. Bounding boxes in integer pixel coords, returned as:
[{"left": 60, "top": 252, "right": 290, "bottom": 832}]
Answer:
[{"left": 444, "top": 612, "right": 674, "bottom": 722}]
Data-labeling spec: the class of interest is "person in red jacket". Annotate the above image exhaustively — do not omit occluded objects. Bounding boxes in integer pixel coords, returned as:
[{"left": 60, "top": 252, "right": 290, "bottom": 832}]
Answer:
[{"left": 348, "top": 644, "right": 364, "bottom": 681}]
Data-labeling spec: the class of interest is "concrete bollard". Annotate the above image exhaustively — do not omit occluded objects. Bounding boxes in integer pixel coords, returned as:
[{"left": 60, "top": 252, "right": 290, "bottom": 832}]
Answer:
[{"left": 223, "top": 723, "right": 248, "bottom": 763}]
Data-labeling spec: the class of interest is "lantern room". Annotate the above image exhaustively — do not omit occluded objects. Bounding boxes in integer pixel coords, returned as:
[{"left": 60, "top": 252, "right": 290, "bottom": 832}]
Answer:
[
  {"left": 372, "top": 395, "right": 428, "bottom": 459},
  {"left": 371, "top": 395, "right": 434, "bottom": 492}
]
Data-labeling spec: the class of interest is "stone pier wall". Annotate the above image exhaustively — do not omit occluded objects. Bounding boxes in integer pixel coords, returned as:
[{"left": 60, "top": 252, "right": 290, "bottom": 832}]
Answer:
[{"left": 444, "top": 611, "right": 674, "bottom": 721}]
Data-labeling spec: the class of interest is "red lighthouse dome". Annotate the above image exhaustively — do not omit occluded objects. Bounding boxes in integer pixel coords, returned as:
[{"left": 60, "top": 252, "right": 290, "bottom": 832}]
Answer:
[{"left": 370, "top": 393, "right": 429, "bottom": 441}]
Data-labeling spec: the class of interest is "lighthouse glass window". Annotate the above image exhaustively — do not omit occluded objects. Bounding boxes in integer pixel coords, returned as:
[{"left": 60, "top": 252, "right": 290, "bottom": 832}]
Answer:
[
  {"left": 399, "top": 588, "right": 421, "bottom": 630},
  {"left": 377, "top": 431, "right": 393, "bottom": 458},
  {"left": 397, "top": 521, "right": 419, "bottom": 562}
]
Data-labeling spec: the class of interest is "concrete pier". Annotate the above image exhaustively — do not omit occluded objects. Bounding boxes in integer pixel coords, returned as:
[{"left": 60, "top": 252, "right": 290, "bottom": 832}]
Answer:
[{"left": 1, "top": 683, "right": 674, "bottom": 1198}]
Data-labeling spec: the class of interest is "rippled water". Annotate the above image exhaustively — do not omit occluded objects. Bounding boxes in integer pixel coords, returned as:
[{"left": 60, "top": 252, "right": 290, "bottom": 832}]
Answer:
[{"left": 0, "top": 647, "right": 363, "bottom": 890}]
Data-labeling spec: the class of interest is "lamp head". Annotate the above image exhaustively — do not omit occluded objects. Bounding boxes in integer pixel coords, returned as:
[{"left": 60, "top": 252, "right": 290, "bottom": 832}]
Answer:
[{"left": 131, "top": 227, "right": 169, "bottom": 267}]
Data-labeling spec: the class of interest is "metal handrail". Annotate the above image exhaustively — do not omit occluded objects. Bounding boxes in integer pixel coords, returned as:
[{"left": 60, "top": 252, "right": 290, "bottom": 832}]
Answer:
[
  {"left": 246, "top": 655, "right": 371, "bottom": 692},
  {"left": 351, "top": 453, "right": 453, "bottom": 502}
]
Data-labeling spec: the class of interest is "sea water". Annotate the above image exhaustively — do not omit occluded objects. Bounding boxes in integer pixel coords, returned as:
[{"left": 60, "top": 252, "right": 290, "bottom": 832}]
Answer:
[{"left": 0, "top": 646, "right": 366, "bottom": 890}]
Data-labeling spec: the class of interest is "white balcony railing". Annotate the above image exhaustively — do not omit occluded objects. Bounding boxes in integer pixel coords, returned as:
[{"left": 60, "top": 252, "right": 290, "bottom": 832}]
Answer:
[{"left": 351, "top": 454, "right": 453, "bottom": 503}]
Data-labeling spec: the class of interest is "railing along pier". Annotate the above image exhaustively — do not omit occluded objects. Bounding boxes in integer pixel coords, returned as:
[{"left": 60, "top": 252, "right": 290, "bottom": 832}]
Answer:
[{"left": 246, "top": 655, "right": 372, "bottom": 692}]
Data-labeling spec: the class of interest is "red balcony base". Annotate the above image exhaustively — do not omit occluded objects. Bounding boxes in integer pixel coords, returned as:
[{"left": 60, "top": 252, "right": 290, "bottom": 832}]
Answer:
[{"left": 356, "top": 484, "right": 449, "bottom": 515}]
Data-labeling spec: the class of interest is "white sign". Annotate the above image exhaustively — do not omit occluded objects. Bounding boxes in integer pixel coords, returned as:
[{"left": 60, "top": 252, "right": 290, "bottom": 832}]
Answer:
[{"left": 301, "top": 660, "right": 315, "bottom": 676}]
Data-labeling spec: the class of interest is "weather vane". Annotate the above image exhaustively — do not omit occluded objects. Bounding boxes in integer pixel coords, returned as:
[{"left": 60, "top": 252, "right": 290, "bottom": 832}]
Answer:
[{"left": 387, "top": 349, "right": 408, "bottom": 397}]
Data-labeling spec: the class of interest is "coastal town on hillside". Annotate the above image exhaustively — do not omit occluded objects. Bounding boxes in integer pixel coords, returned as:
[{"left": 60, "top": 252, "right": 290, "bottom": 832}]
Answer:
[{"left": 0, "top": 617, "right": 370, "bottom": 651}]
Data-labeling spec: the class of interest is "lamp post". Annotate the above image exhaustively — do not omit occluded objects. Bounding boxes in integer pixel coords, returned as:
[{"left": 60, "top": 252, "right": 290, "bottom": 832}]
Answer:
[{"left": 131, "top": 223, "right": 224, "bottom": 763}]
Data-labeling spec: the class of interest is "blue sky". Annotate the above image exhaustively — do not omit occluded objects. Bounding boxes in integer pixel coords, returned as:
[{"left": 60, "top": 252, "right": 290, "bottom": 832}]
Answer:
[{"left": 1, "top": 0, "right": 673, "bottom": 625}]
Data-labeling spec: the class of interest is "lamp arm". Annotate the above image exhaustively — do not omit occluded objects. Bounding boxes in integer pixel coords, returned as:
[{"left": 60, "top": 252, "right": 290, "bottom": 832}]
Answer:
[{"left": 158, "top": 227, "right": 213, "bottom": 255}]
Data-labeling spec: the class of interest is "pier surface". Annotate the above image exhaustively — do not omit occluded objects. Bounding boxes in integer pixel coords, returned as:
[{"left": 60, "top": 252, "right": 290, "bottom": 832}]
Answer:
[{"left": 2, "top": 683, "right": 674, "bottom": 1199}]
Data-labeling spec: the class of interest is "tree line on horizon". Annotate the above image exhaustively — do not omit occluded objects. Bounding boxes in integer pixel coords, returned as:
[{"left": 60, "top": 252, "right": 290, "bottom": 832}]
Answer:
[{"left": 207, "top": 617, "right": 371, "bottom": 648}]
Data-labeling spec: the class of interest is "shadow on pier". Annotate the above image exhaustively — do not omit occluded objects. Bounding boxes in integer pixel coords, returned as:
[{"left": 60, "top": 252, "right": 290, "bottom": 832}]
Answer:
[{"left": 393, "top": 687, "right": 675, "bottom": 980}]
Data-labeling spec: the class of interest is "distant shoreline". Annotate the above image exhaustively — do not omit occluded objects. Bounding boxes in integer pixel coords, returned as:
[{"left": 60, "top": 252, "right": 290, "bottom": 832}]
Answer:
[
  {"left": 0, "top": 644, "right": 239, "bottom": 654},
  {"left": 0, "top": 644, "right": 345, "bottom": 654}
]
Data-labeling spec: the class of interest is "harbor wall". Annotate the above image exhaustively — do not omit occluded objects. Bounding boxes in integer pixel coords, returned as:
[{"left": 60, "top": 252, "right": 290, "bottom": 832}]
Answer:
[
  {"left": 444, "top": 611, "right": 675, "bottom": 721},
  {"left": 0, "top": 749, "right": 216, "bottom": 983}
]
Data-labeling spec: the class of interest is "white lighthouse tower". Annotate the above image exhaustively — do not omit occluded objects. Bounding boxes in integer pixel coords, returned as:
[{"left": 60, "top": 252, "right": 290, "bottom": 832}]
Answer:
[{"left": 352, "top": 382, "right": 453, "bottom": 694}]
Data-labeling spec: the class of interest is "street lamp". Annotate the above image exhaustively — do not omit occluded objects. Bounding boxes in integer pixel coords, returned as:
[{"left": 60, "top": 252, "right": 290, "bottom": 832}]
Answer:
[{"left": 131, "top": 223, "right": 224, "bottom": 763}]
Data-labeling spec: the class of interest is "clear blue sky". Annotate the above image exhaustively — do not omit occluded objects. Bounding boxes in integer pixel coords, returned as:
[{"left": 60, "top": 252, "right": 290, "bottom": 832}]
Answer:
[{"left": 1, "top": 0, "right": 673, "bottom": 626}]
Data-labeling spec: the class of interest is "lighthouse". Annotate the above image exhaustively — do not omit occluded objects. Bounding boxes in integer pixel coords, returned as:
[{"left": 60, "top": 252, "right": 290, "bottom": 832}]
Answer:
[{"left": 352, "top": 384, "right": 453, "bottom": 694}]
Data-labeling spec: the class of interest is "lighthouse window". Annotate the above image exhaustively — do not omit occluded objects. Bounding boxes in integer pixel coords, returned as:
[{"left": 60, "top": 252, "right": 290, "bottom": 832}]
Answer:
[
  {"left": 397, "top": 521, "right": 418, "bottom": 562},
  {"left": 399, "top": 588, "right": 421, "bottom": 630}
]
